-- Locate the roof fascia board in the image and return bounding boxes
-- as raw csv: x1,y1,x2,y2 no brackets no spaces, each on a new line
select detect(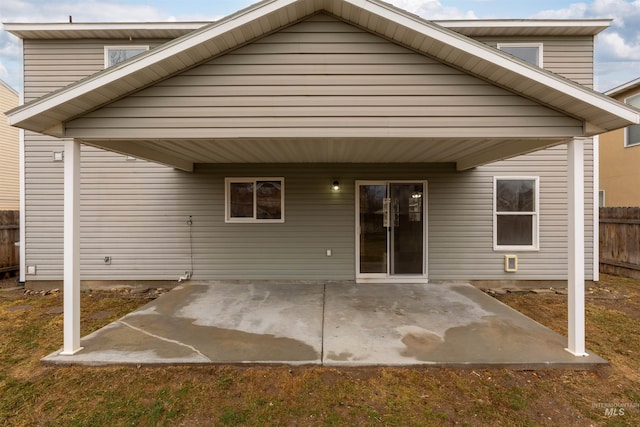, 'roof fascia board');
437,19,611,30
3,18,611,39
605,77,640,96
353,0,639,124
7,0,300,127
3,22,207,35
0,78,19,96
